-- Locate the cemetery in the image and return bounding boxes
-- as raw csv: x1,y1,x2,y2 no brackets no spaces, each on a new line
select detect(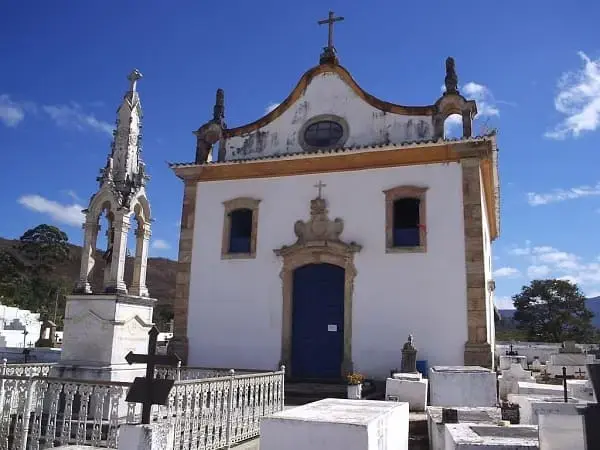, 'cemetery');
2,7,600,450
